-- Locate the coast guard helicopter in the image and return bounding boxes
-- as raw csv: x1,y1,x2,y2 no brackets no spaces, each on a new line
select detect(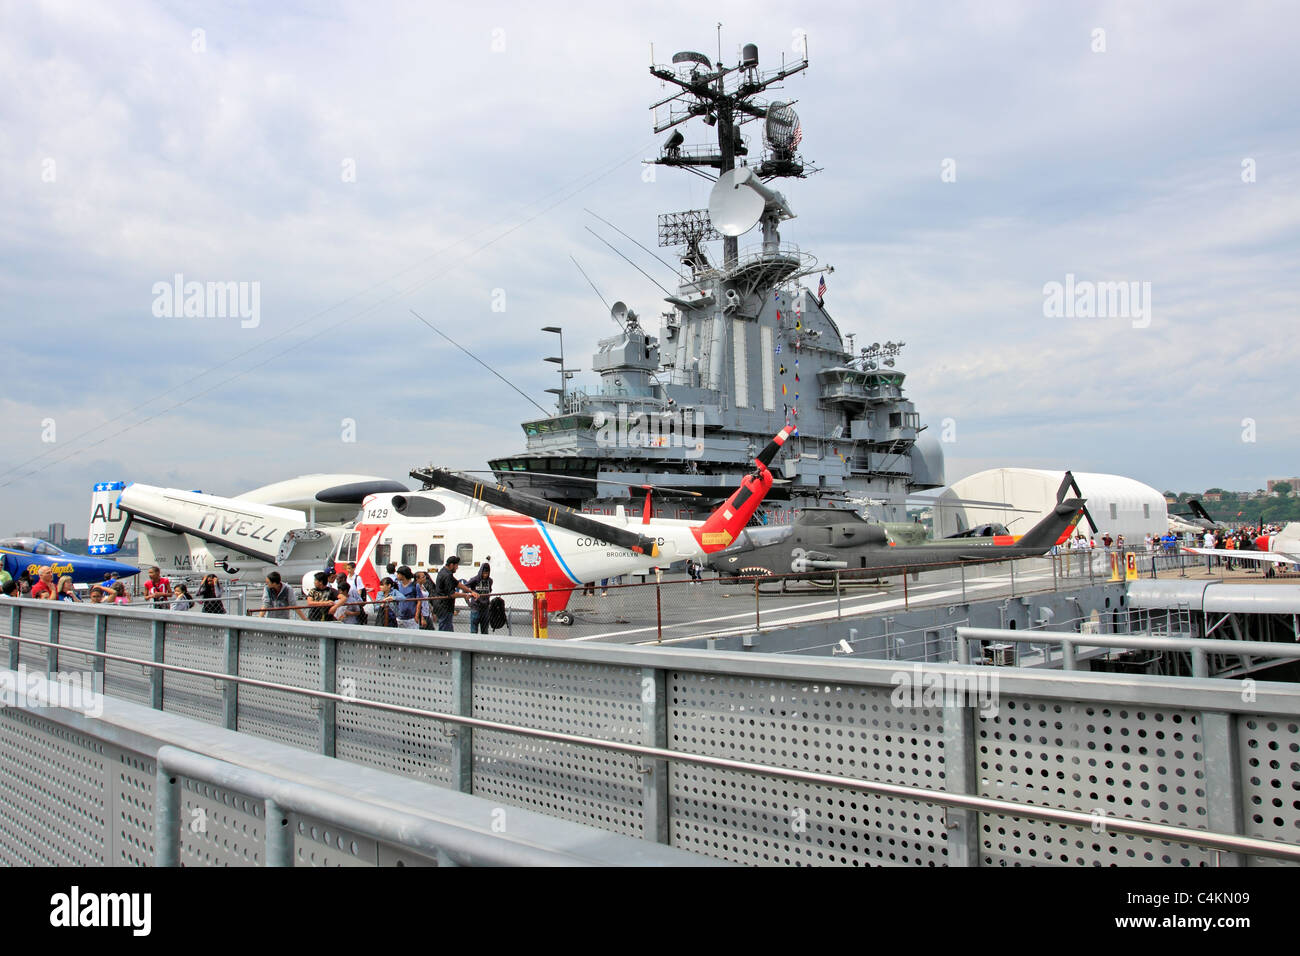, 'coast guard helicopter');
88,429,793,620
